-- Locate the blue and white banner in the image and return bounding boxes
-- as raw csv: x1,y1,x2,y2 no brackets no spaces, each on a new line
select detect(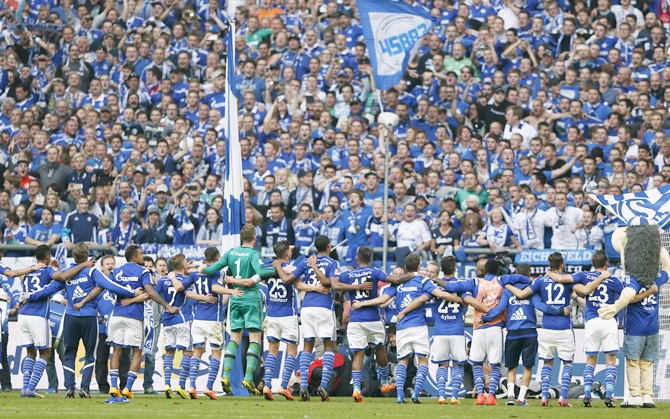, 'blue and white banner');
142,302,155,355
356,0,436,90
590,184,670,230
49,302,66,346
222,19,246,254
515,249,594,266
138,244,220,260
